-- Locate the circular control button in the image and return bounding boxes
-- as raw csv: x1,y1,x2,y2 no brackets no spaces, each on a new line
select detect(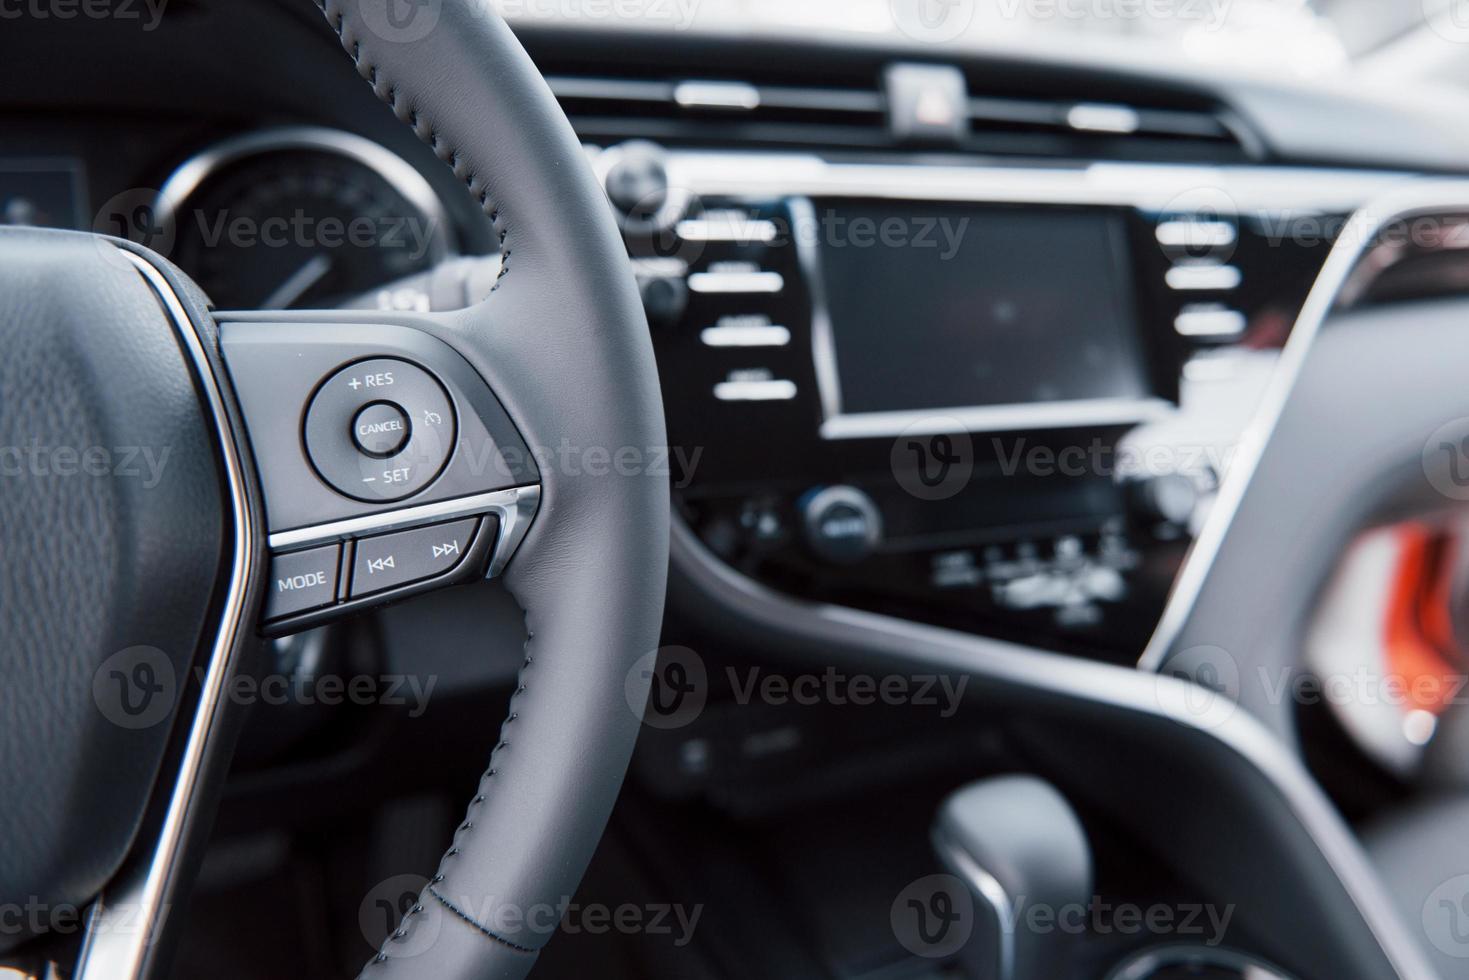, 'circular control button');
304,357,456,503
800,485,883,564
351,401,411,458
